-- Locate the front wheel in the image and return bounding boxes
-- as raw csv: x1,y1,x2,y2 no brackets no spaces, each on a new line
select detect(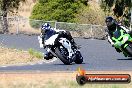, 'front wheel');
74,51,83,64
125,45,132,57
55,47,72,65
